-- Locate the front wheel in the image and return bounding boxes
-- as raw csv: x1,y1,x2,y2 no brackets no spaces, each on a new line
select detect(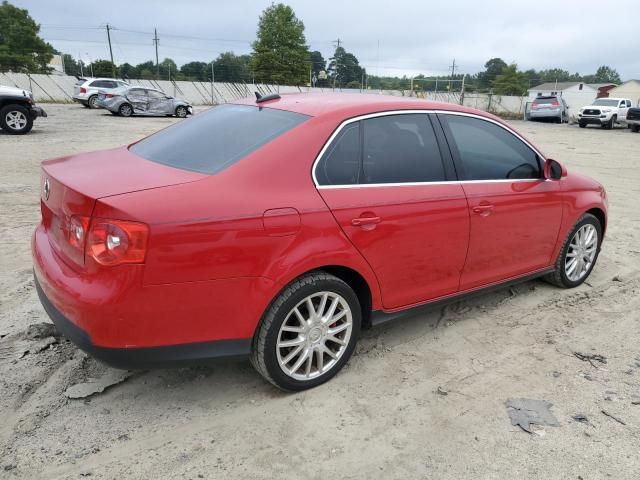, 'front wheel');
545,213,602,288
0,105,33,134
606,115,616,129
251,272,361,391
579,122,586,128
175,105,188,118
631,125,639,133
